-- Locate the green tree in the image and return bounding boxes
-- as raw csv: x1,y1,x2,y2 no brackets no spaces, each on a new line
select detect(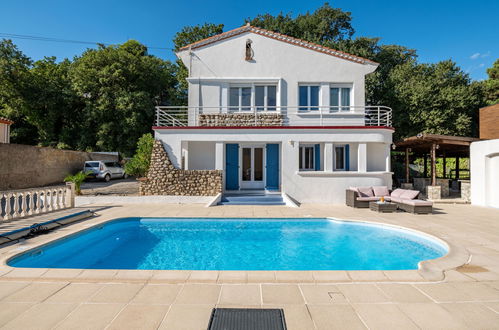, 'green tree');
388,60,483,138
172,23,224,100
124,133,154,177
25,57,84,148
0,39,38,144
70,40,176,155
247,3,354,45
483,59,499,105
